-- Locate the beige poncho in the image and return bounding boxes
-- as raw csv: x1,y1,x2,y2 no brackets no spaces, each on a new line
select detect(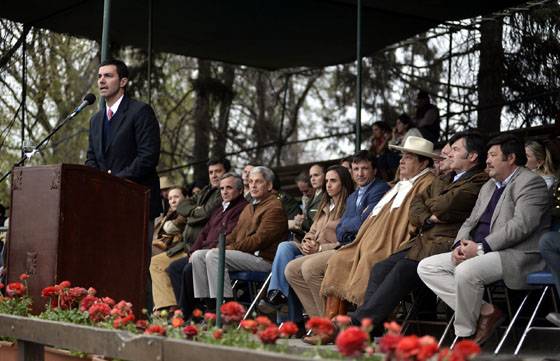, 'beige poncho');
320,170,434,305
